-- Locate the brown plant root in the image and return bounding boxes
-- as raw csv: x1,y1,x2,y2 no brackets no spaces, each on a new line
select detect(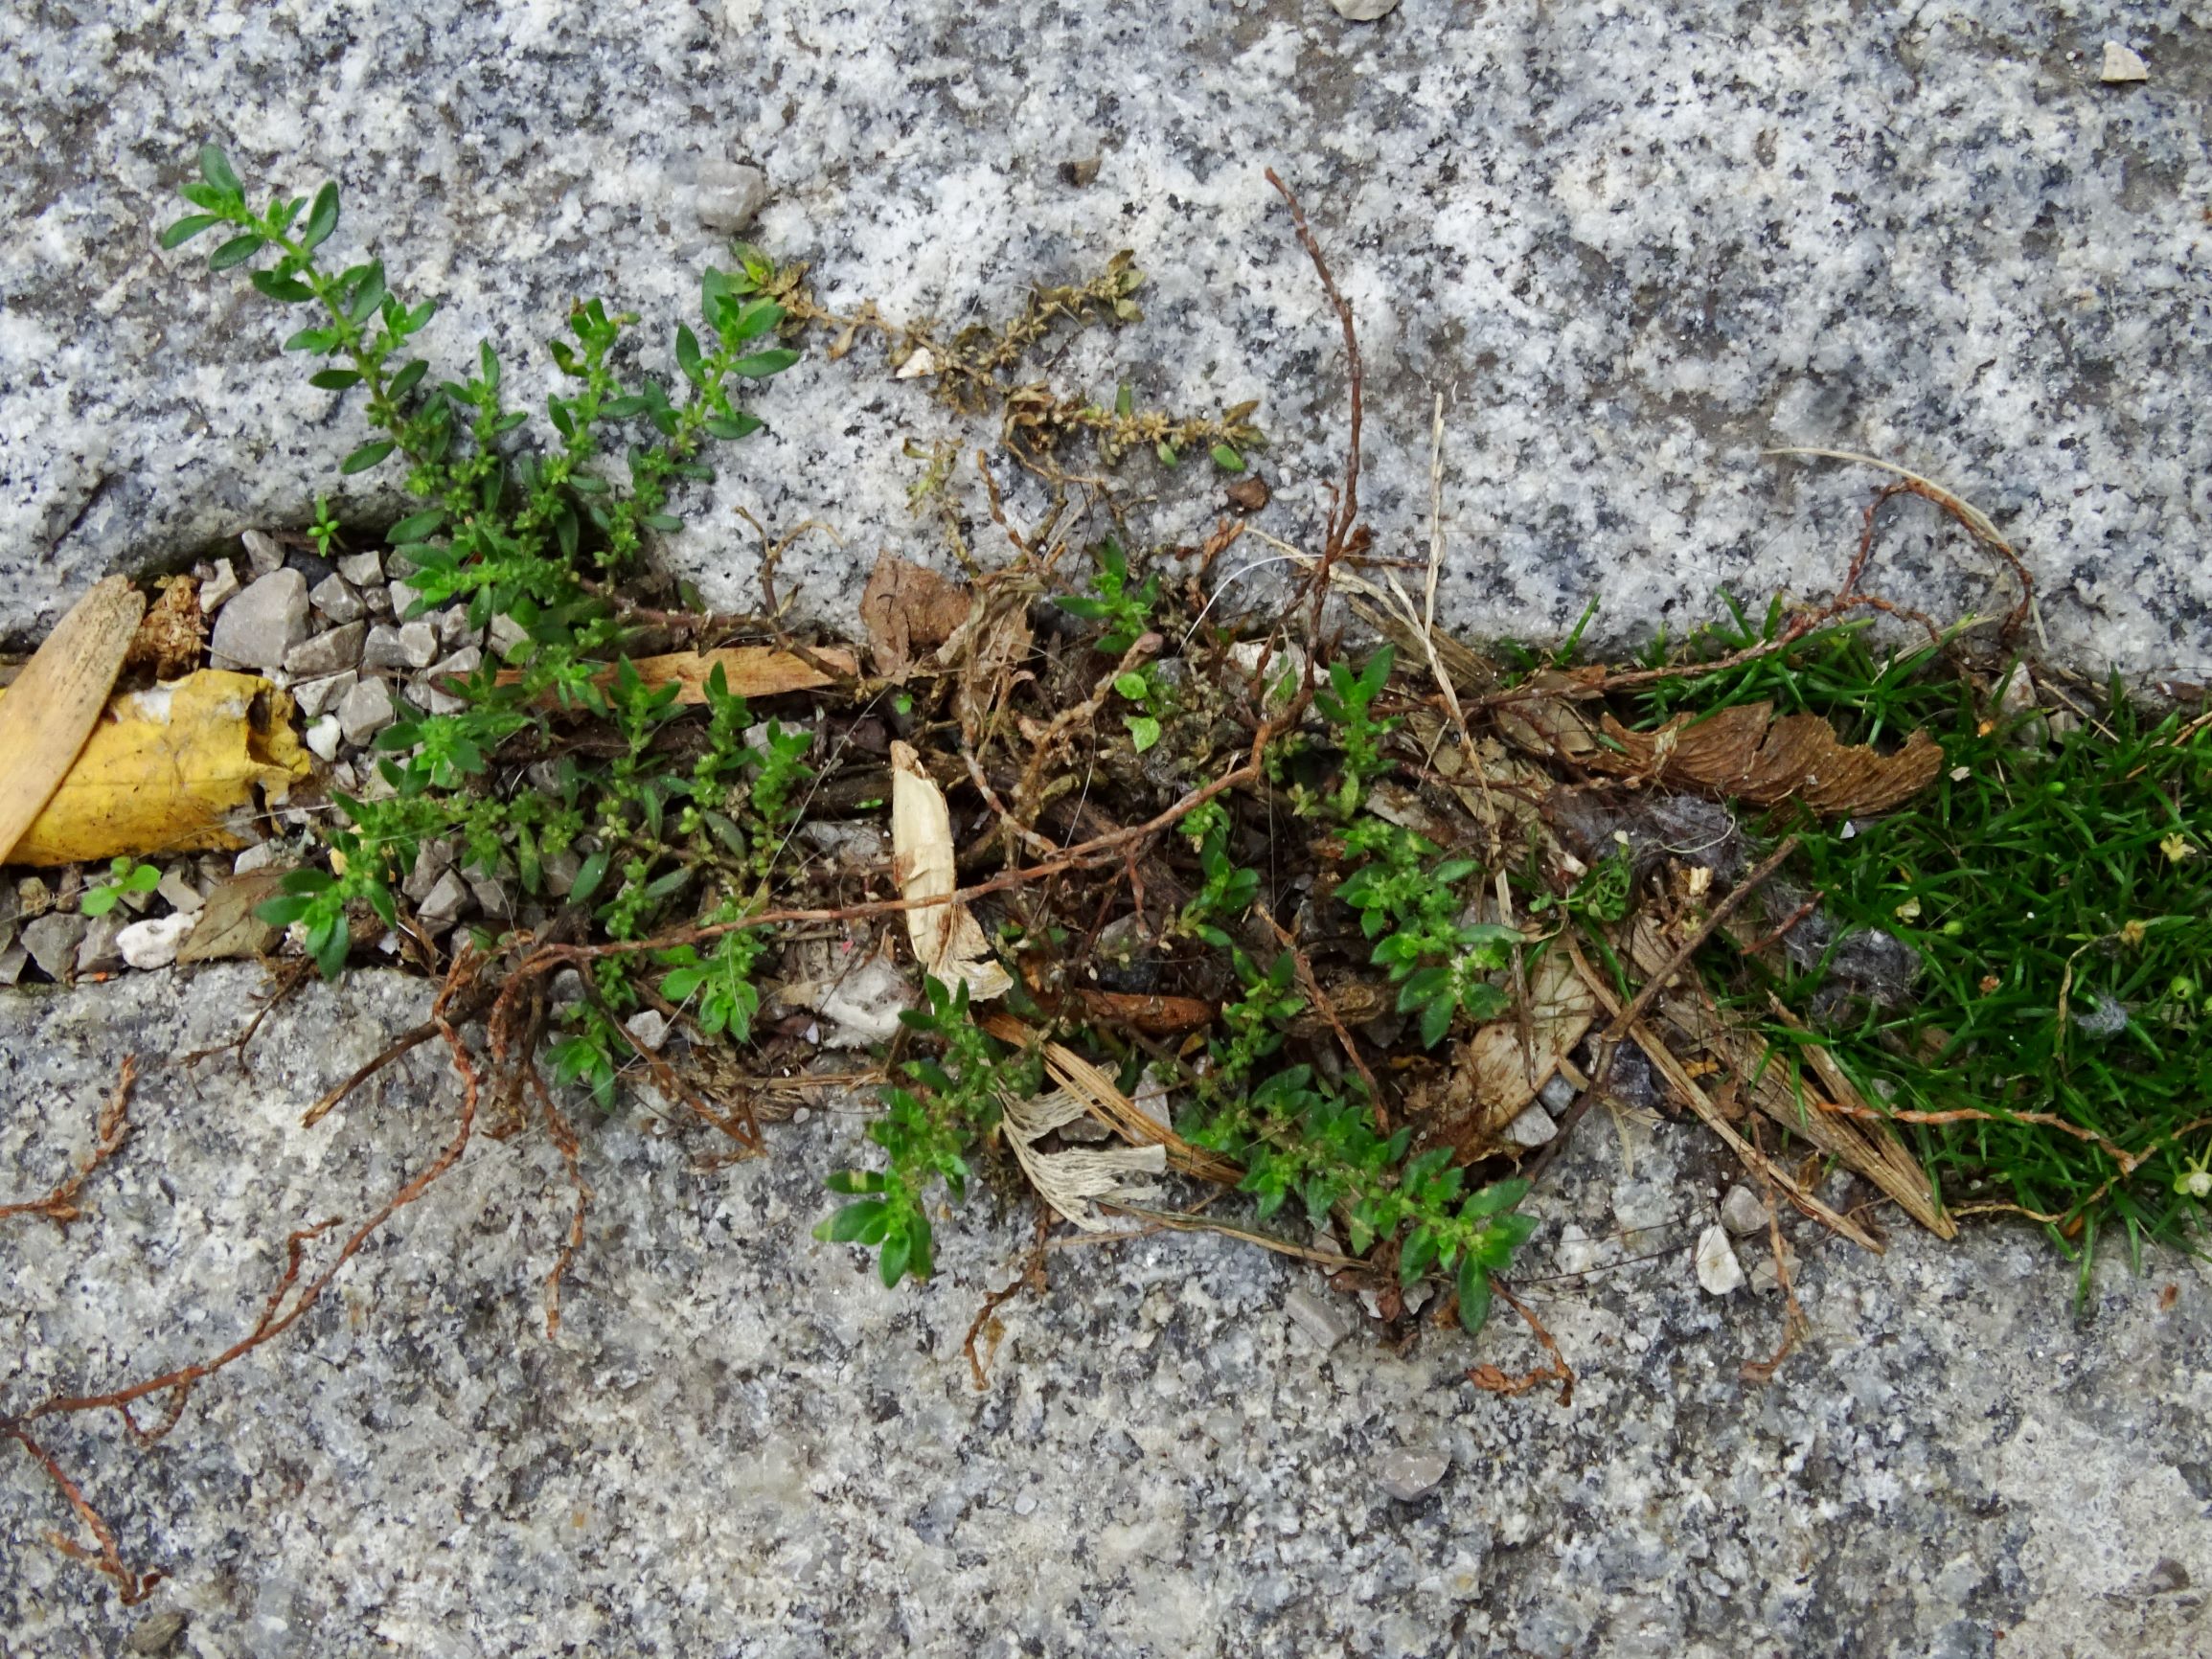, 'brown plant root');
1464,1279,1574,1406
0,1055,136,1230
